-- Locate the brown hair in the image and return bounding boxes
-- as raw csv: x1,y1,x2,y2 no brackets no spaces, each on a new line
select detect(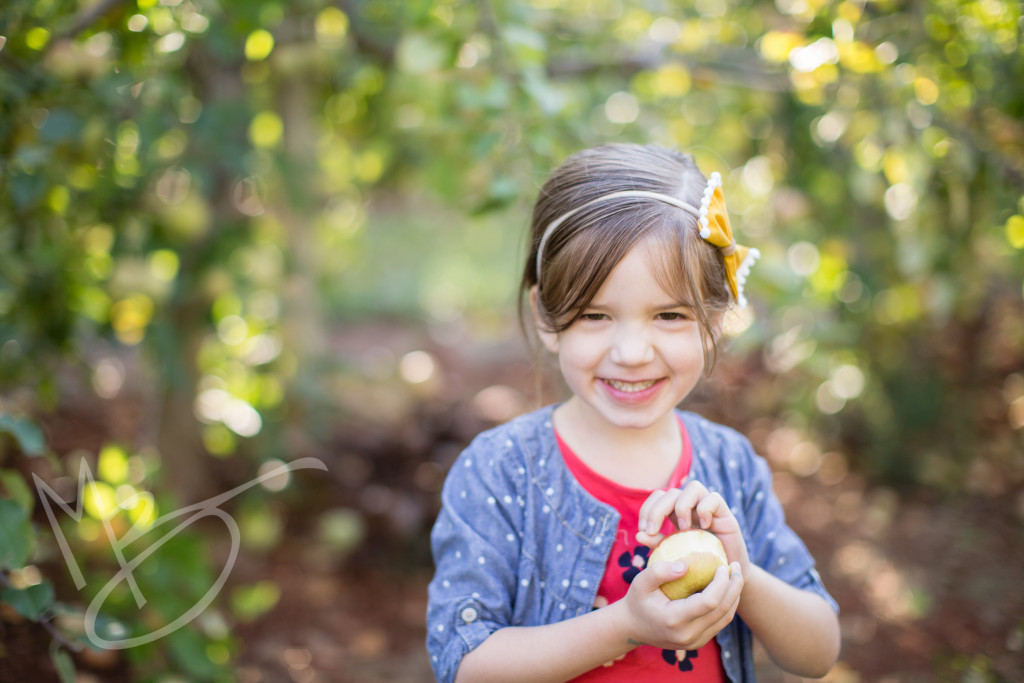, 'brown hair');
519,143,732,371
